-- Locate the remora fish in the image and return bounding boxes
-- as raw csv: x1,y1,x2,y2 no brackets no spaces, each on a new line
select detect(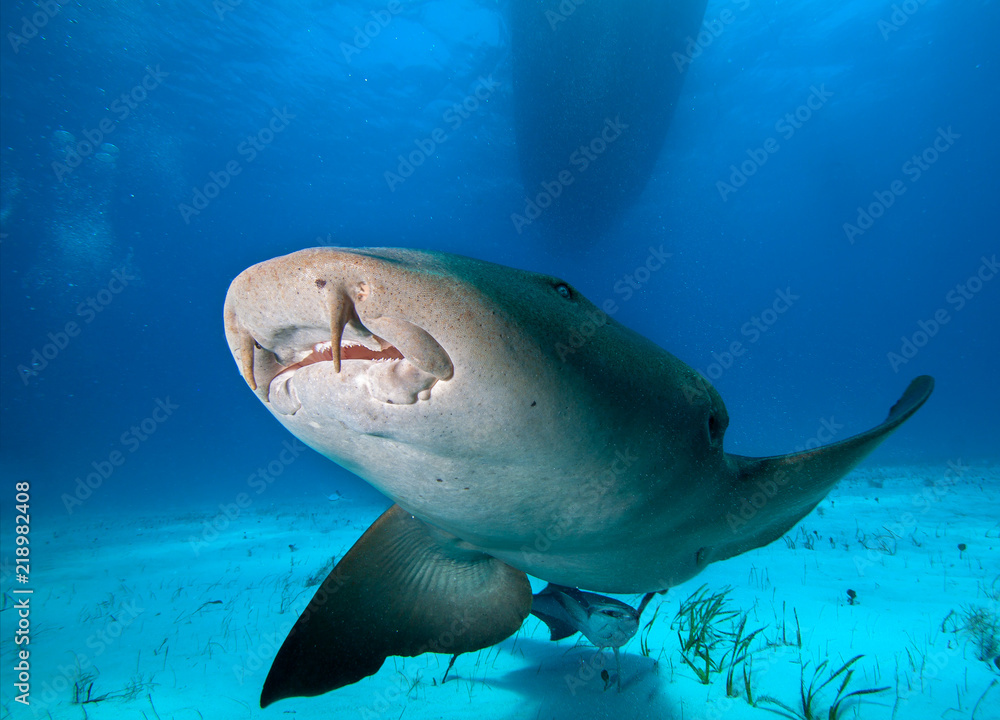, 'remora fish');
531,583,647,690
